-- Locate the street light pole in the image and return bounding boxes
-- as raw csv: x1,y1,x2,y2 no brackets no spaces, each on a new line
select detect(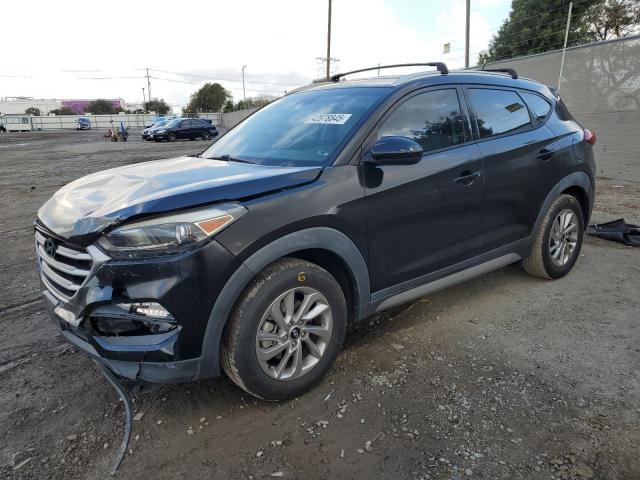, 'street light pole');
242,64,247,102
326,0,332,80
465,0,470,68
